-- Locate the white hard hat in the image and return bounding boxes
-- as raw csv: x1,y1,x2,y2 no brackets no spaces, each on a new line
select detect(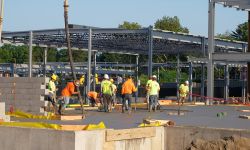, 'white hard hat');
104,74,109,79
185,81,189,85
152,75,157,79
